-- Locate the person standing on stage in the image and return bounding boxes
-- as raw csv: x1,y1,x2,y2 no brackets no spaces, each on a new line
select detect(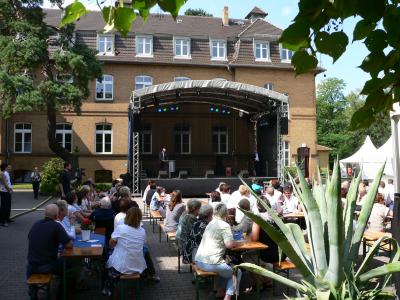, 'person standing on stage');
0,163,13,227
159,147,168,172
31,167,41,200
